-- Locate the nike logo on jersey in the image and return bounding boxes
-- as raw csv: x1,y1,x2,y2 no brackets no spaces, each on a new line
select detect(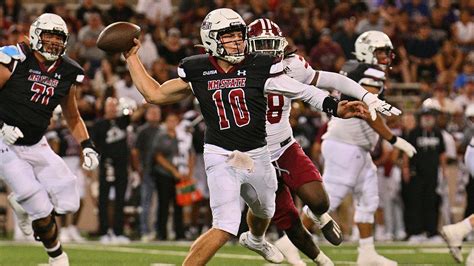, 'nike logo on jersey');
208,78,246,90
